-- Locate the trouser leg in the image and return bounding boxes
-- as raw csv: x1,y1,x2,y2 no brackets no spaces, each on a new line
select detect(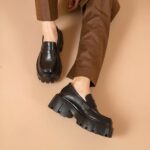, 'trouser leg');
35,0,58,21
66,0,120,87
